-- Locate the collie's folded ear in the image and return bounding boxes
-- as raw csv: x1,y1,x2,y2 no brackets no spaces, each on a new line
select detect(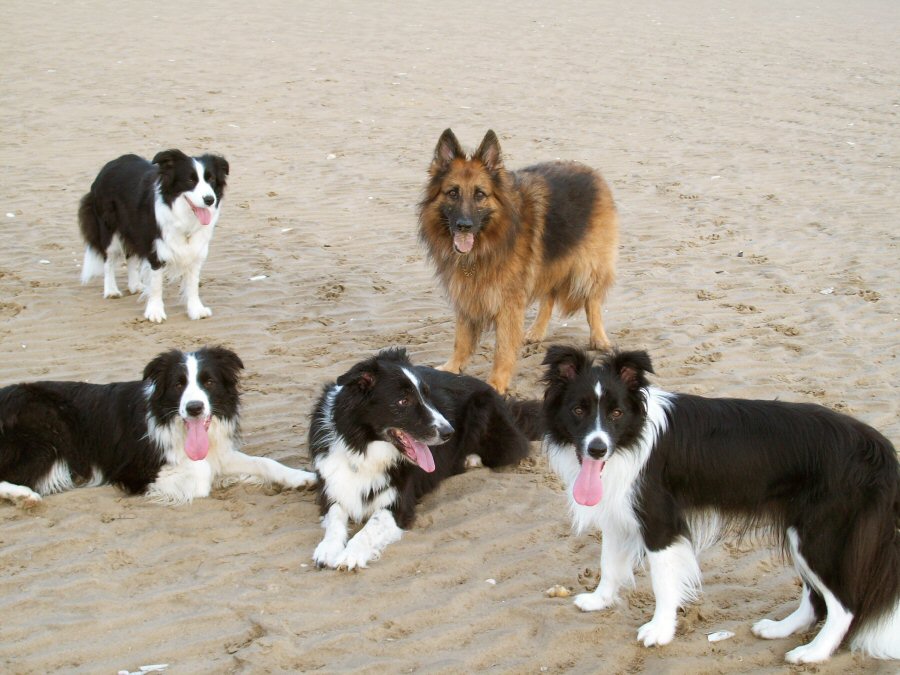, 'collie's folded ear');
142,348,183,388
474,129,503,174
152,148,190,171
541,345,591,384
336,358,378,391
203,346,244,386
431,128,464,172
608,350,654,390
